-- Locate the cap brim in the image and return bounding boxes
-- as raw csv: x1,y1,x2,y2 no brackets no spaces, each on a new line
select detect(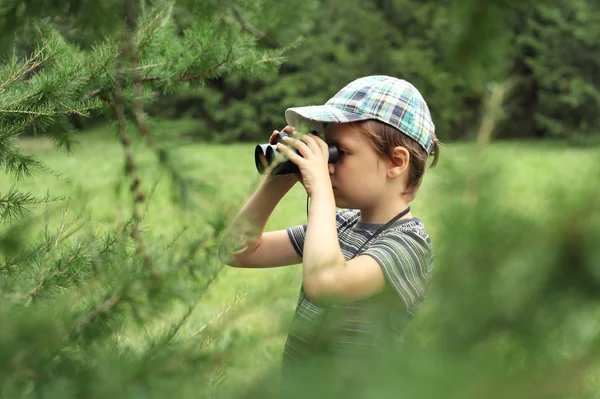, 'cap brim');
285,105,370,135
